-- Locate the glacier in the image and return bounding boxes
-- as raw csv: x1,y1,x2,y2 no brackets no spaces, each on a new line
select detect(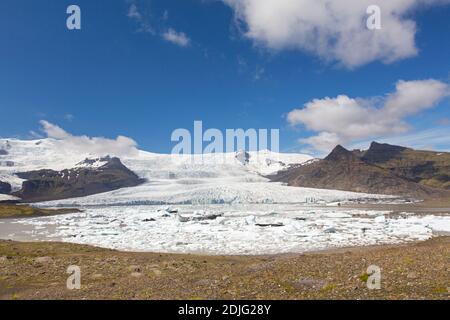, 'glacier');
0,138,394,205
1,138,449,255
